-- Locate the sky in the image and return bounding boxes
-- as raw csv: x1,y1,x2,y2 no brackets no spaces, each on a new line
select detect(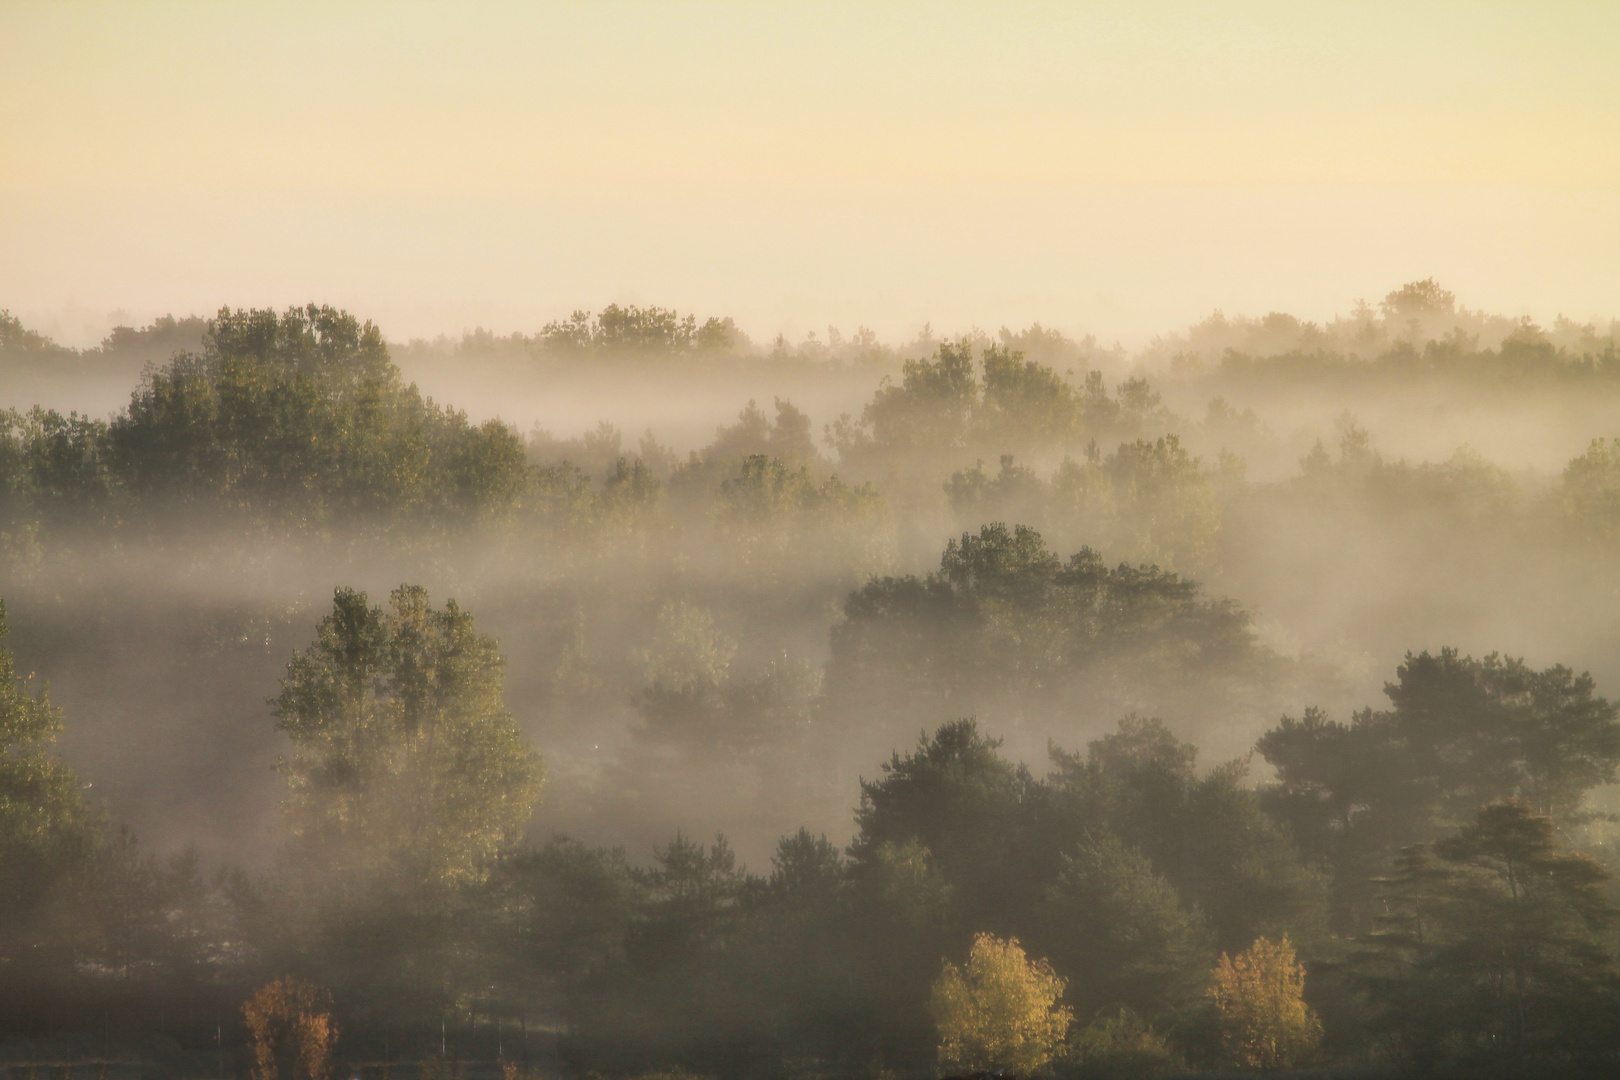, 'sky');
3,0,1618,347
